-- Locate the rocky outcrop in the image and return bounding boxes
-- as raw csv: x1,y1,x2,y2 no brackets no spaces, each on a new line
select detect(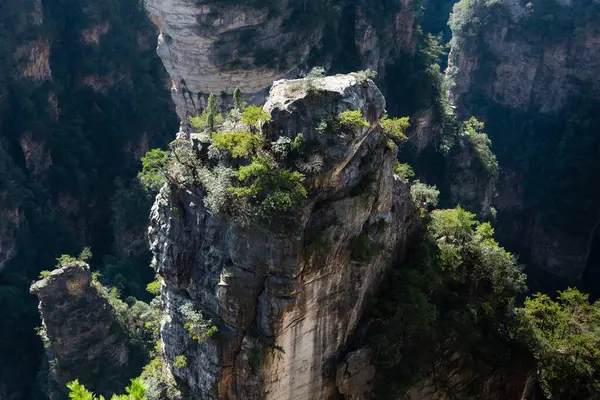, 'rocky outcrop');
447,0,600,280
149,74,419,399
30,262,134,399
0,0,176,395
144,0,415,129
